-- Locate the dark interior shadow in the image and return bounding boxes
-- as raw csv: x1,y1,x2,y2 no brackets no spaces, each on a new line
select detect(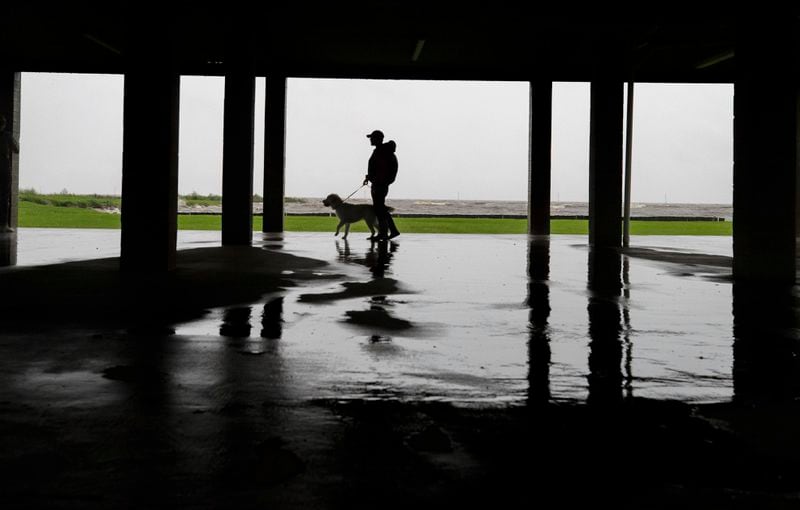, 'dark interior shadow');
623,246,731,268
100,326,174,505
0,246,327,331
624,246,732,281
